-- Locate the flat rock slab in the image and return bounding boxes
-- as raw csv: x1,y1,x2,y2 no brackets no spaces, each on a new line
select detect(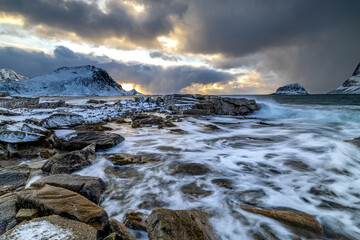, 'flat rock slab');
61,131,125,150
42,143,95,174
16,208,39,222
0,215,98,240
18,184,108,231
32,174,106,204
0,165,30,195
240,204,323,234
40,112,84,129
146,208,220,240
108,153,162,166
0,193,18,235
0,131,44,144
